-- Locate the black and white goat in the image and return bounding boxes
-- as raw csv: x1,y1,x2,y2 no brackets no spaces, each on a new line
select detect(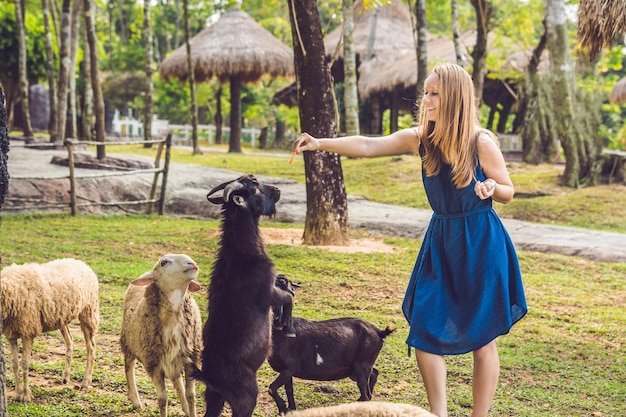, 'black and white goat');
268,276,395,414
194,174,295,417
